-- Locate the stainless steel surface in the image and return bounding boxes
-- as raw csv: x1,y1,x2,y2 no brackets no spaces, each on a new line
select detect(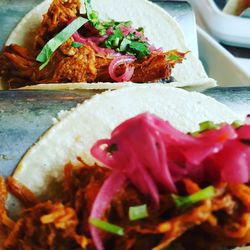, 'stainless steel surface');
203,87,250,118
1,87,250,178
0,90,102,177
0,0,42,50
